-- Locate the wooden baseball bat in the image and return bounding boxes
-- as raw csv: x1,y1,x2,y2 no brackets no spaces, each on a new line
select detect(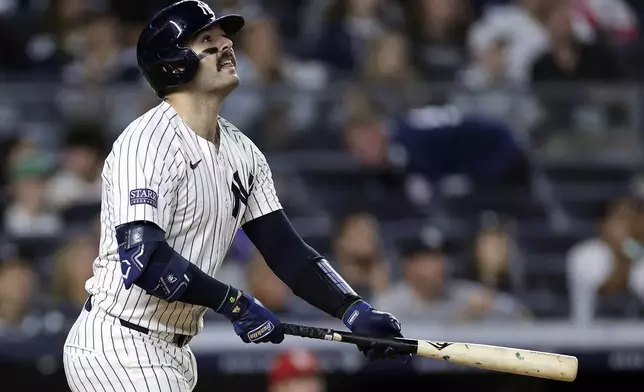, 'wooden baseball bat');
282,323,578,382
